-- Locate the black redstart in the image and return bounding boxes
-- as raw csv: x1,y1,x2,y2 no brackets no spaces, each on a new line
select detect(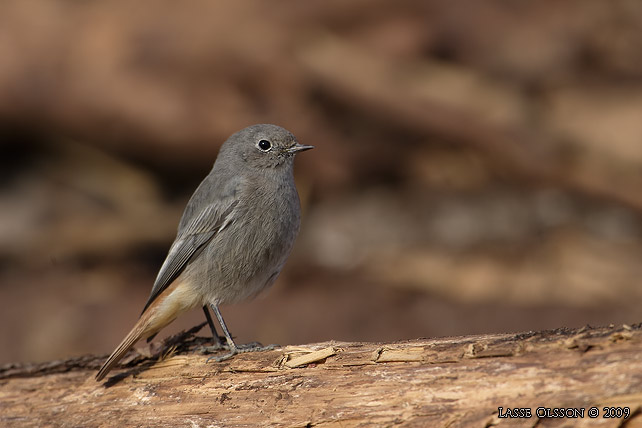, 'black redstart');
96,124,312,381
